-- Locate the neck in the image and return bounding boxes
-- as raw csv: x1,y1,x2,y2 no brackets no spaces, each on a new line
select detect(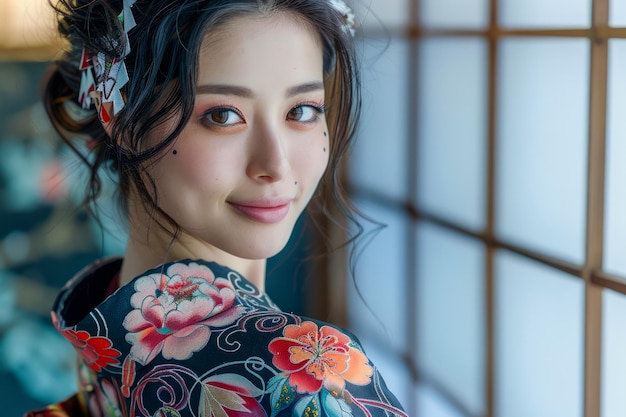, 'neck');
119,221,267,291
